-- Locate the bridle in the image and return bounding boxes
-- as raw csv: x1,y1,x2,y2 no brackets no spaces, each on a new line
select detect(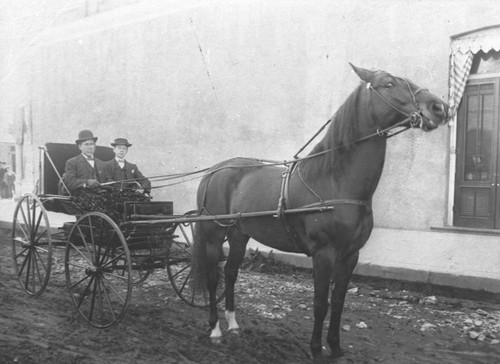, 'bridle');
364,77,428,140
